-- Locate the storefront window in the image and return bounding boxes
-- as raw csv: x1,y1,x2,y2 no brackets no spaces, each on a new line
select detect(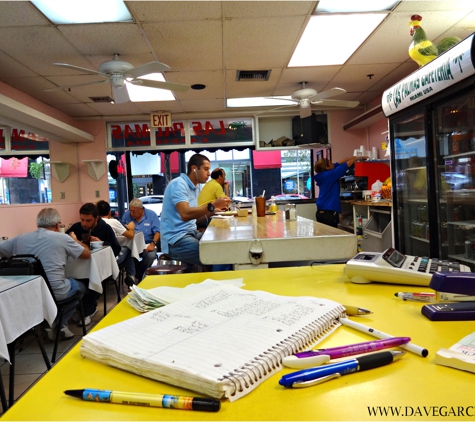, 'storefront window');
0,126,50,205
